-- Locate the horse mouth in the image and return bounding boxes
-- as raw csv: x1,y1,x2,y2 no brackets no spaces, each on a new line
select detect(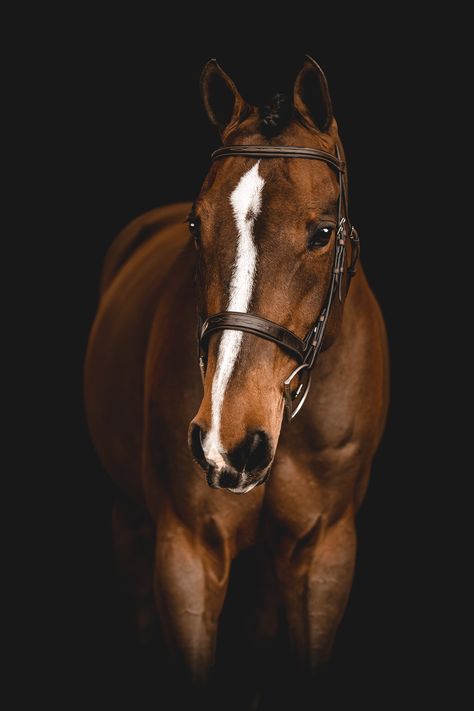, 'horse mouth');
224,481,259,495
206,466,271,494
